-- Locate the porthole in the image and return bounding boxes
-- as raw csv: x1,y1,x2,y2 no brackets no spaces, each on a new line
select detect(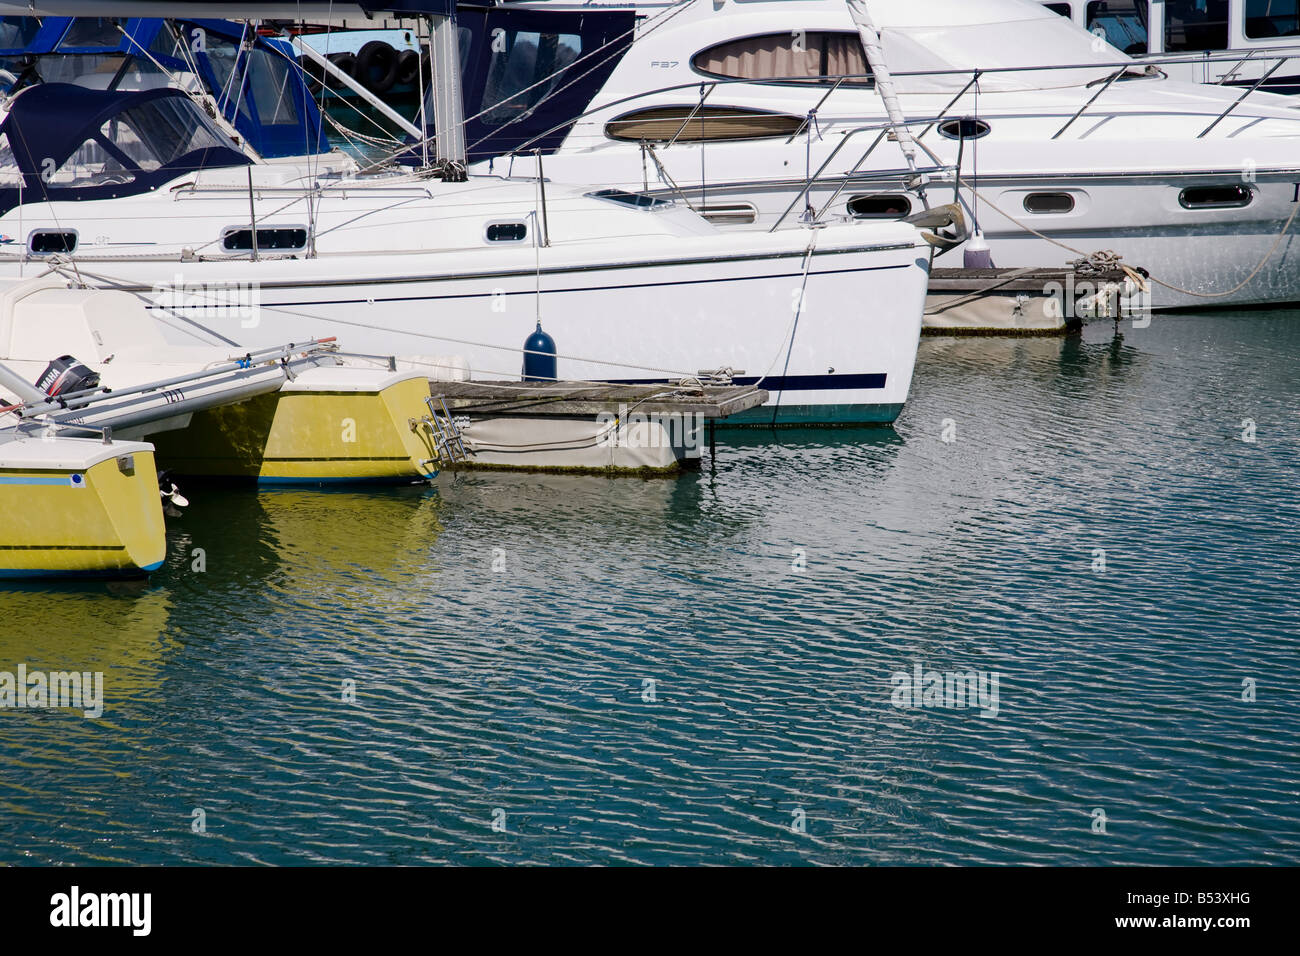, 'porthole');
847,194,912,219
936,117,991,140
486,222,528,242
1179,185,1252,209
1023,193,1076,214
28,230,78,255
